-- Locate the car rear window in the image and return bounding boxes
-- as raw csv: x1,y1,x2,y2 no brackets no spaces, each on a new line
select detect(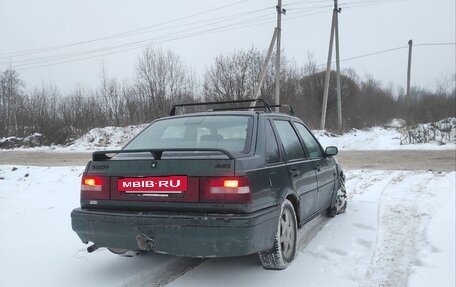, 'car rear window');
124,115,253,154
